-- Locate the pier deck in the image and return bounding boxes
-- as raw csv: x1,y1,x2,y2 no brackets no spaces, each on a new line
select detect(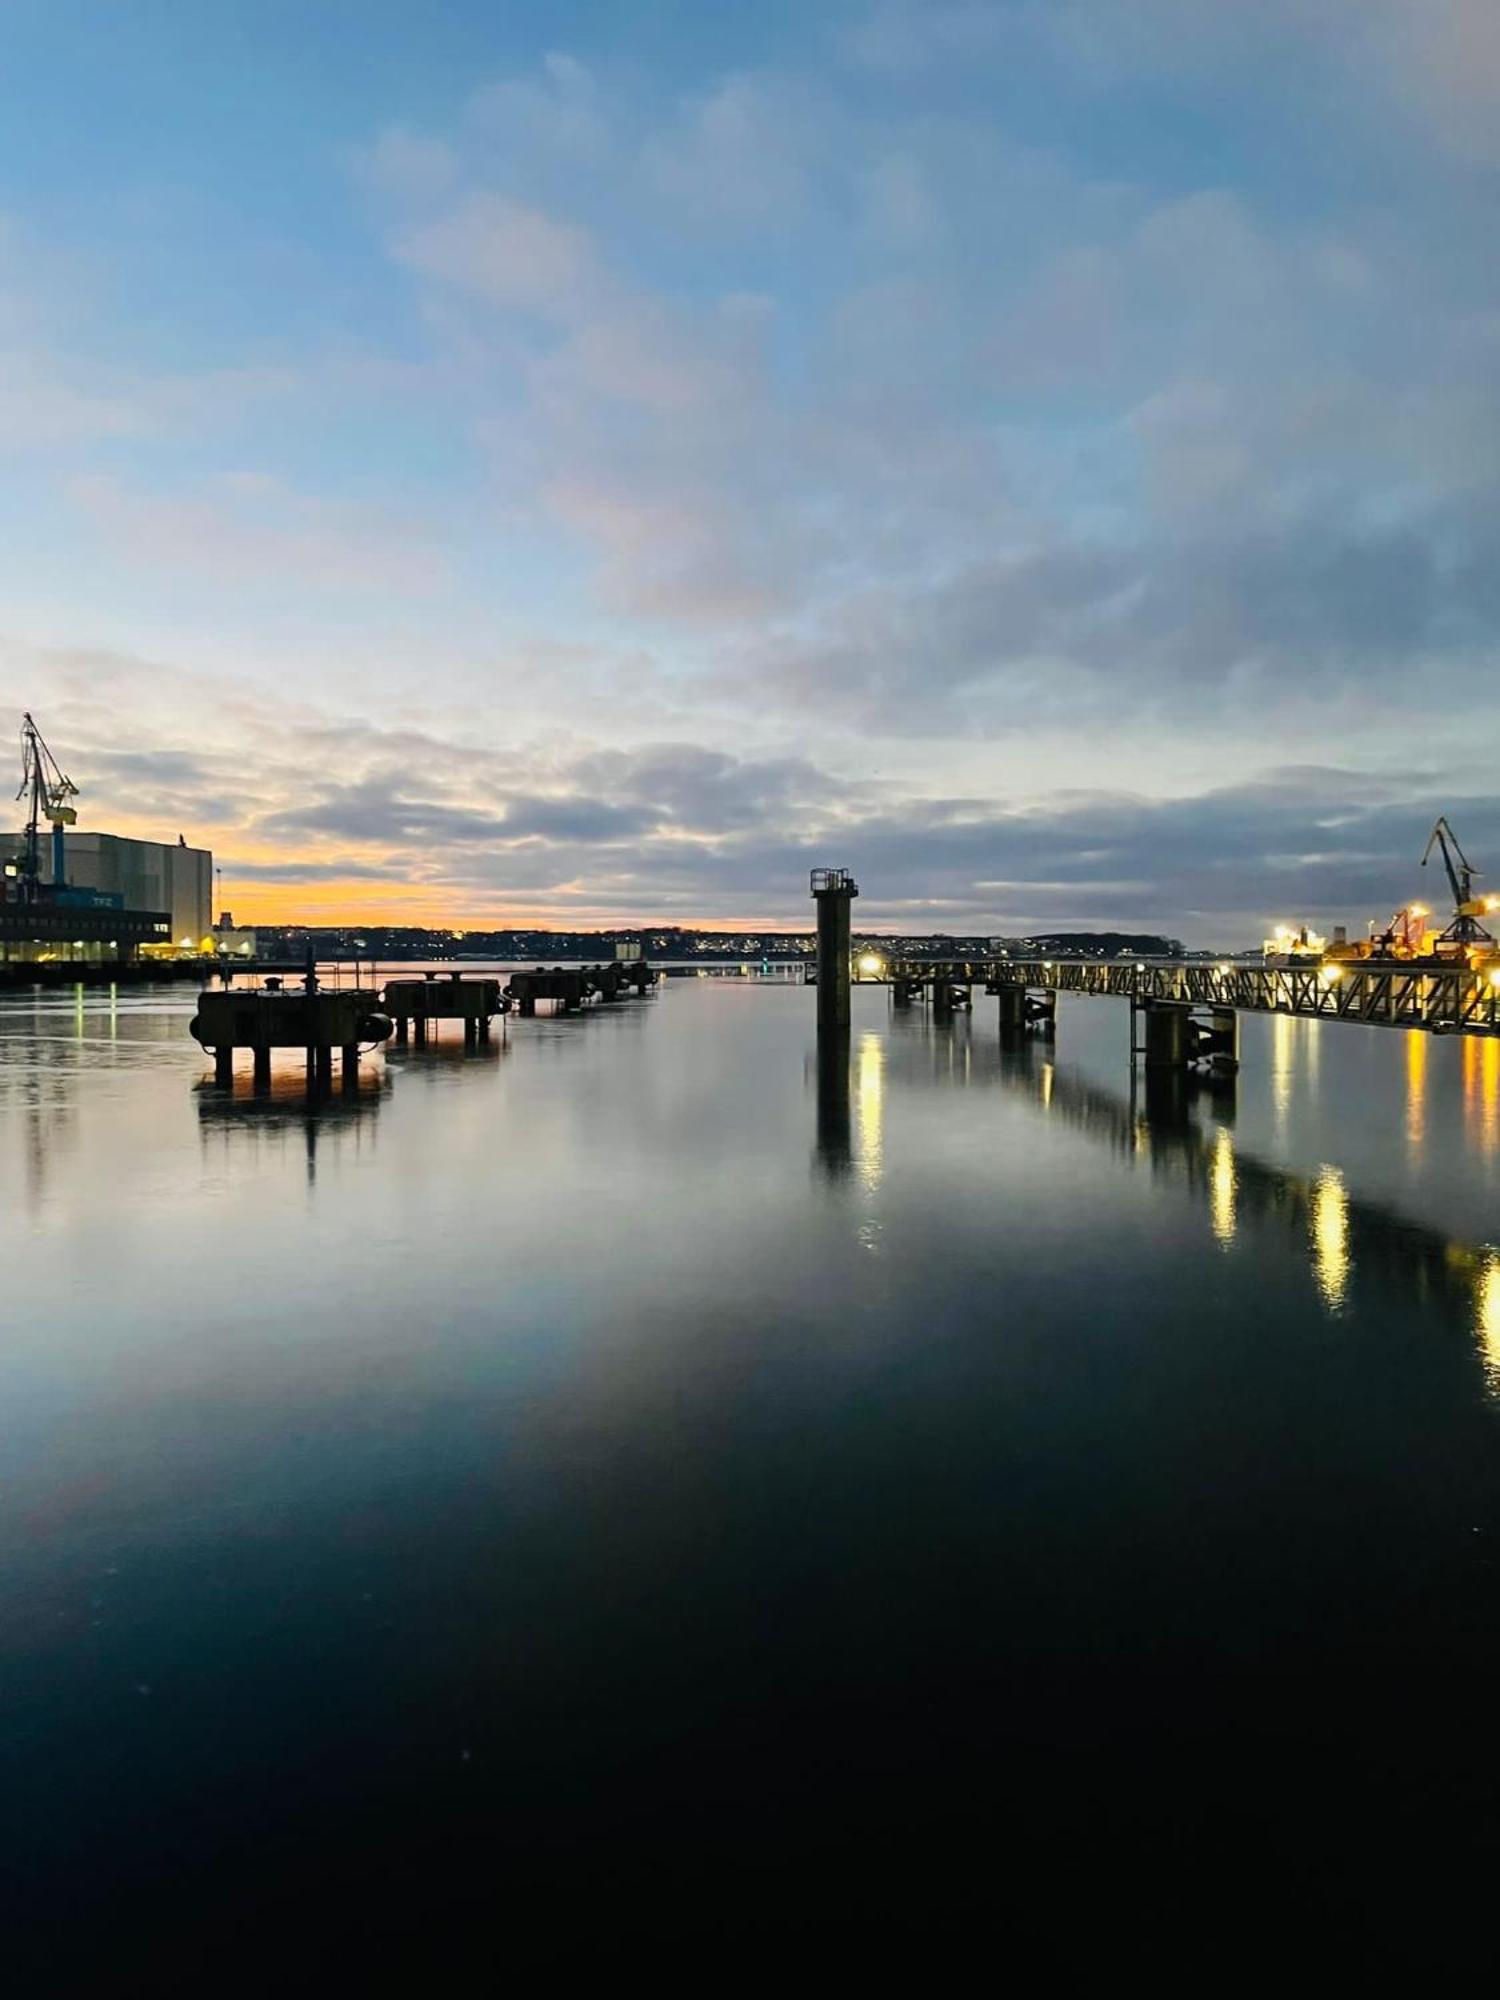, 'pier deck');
879,954,1500,1038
